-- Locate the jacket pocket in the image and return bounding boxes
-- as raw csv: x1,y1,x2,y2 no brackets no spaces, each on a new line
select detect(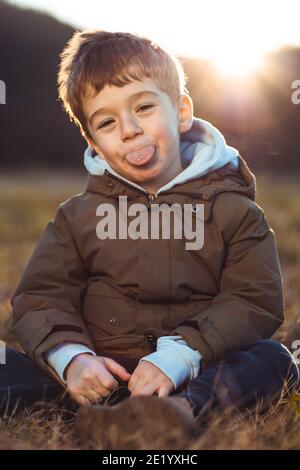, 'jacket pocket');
82,293,137,338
